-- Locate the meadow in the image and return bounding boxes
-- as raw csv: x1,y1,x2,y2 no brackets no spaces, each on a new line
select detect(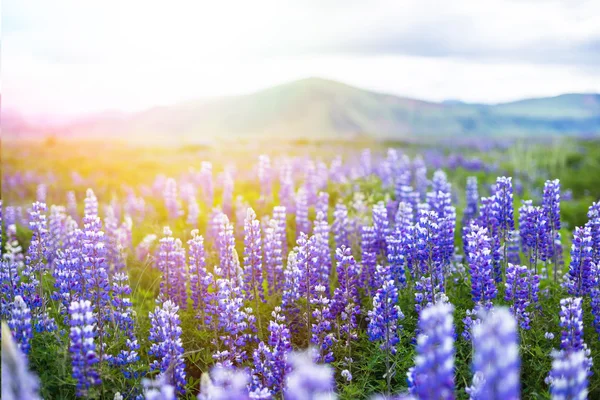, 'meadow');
2,136,600,399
